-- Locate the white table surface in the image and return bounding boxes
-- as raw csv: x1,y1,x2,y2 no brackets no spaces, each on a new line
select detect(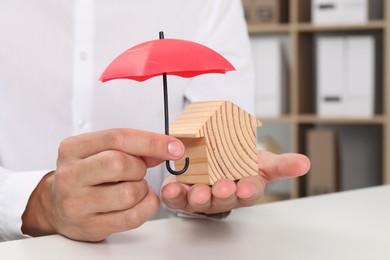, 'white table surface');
1,185,390,260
